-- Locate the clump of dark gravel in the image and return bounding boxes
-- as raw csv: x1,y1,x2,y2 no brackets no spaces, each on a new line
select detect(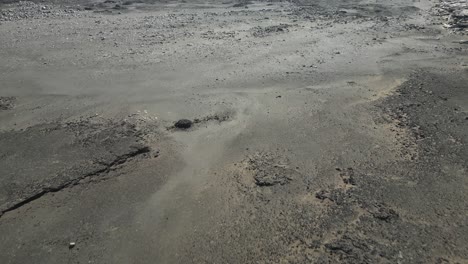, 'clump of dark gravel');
246,152,293,186
0,97,16,110
251,24,291,37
